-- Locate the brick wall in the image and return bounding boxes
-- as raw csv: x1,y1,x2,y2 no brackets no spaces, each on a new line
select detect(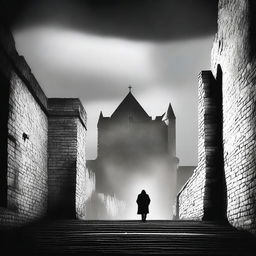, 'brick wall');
48,99,87,219
178,0,256,235
75,120,92,220
0,25,48,227
176,166,195,194
0,25,88,226
7,72,48,223
177,72,208,220
76,167,95,220
179,70,227,220
211,0,256,233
